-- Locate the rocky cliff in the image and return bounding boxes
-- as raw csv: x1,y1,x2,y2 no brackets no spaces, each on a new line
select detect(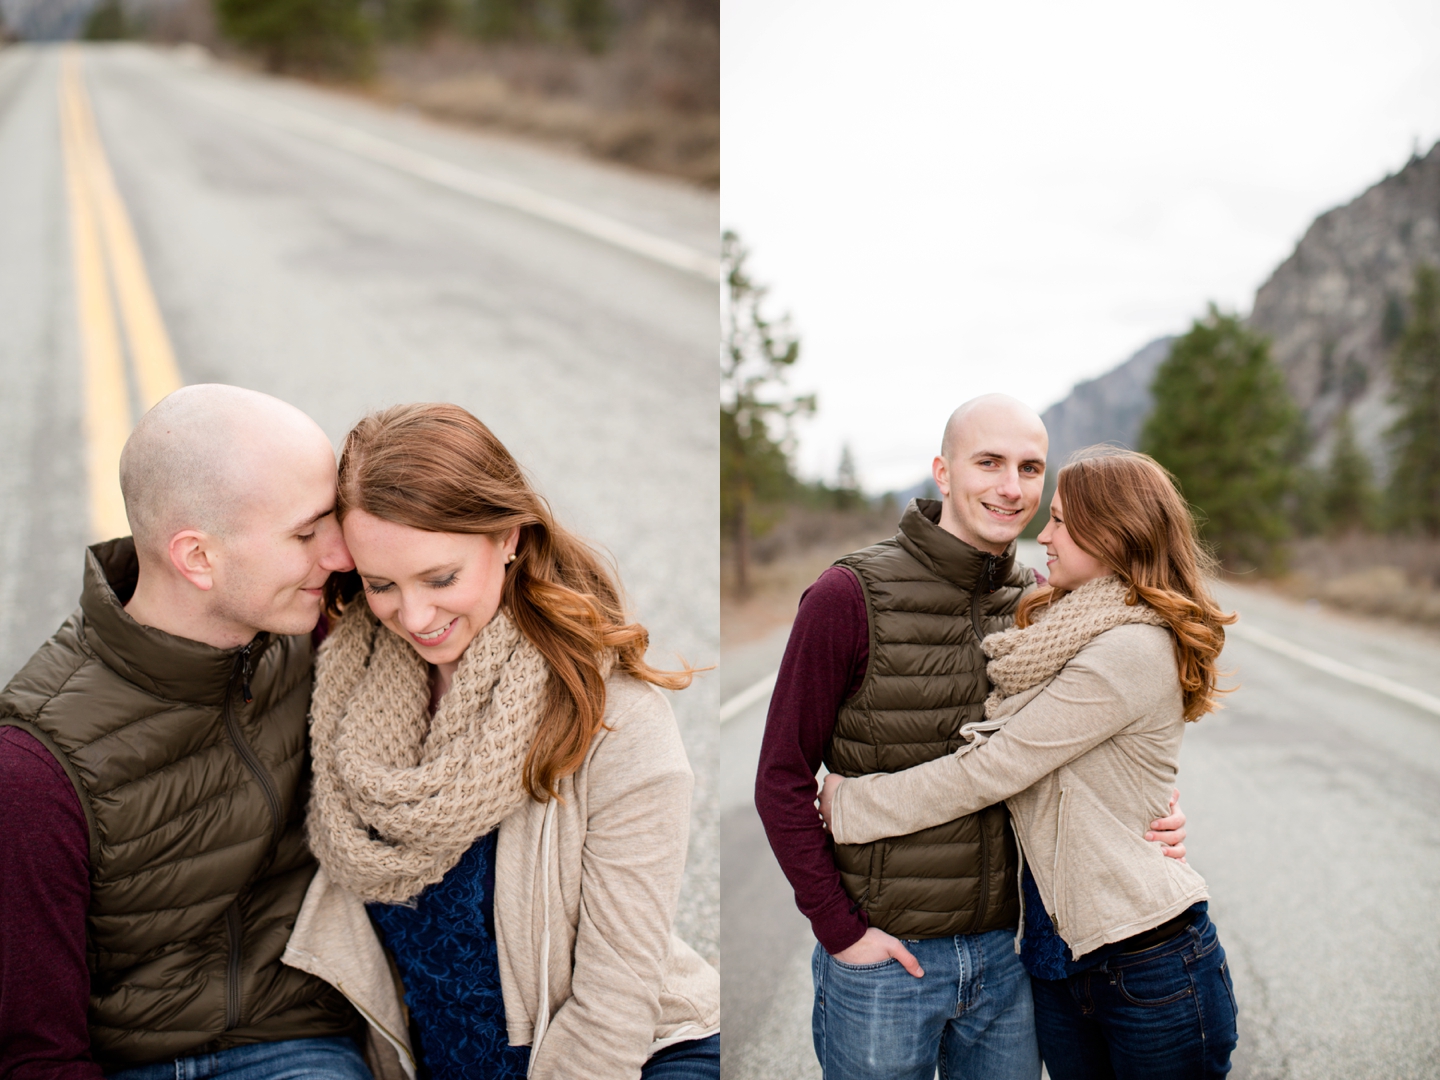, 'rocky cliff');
1038,141,1440,476
1249,142,1440,470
